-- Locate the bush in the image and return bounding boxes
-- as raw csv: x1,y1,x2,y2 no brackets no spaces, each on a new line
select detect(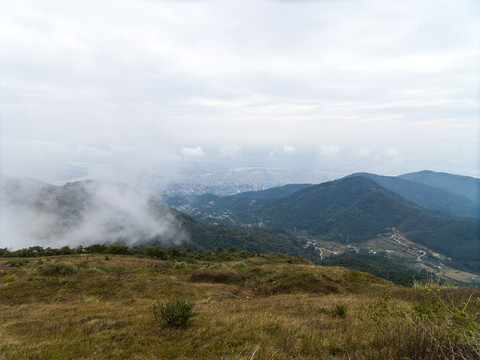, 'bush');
232,261,247,269
334,304,347,318
208,263,228,270
252,270,340,296
2,275,16,283
86,267,104,274
190,269,248,284
41,261,78,276
7,260,28,267
173,261,188,270
153,298,196,328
